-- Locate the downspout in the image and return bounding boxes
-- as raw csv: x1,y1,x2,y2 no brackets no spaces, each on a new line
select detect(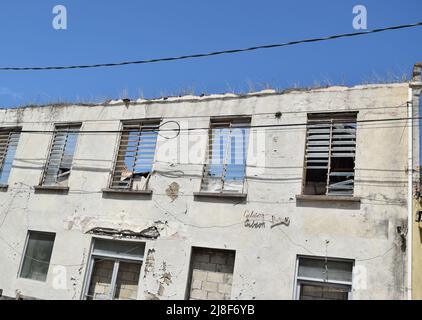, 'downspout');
407,85,413,300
